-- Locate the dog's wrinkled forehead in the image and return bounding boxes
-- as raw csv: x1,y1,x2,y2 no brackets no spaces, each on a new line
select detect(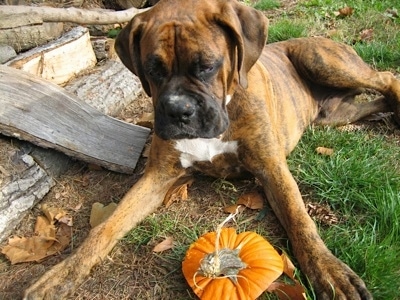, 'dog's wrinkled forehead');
139,19,225,71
